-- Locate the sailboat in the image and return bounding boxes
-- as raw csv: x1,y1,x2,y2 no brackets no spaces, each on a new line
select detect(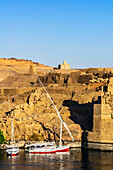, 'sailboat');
25,71,74,154
6,98,19,156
